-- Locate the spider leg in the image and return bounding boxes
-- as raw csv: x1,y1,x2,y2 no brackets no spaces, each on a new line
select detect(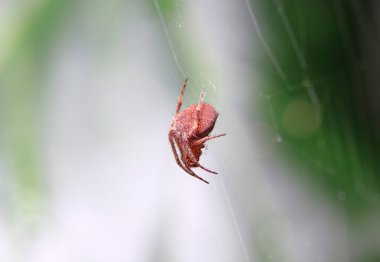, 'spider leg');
176,139,210,183
192,133,226,146
183,143,218,175
189,91,205,138
195,162,218,174
169,133,192,175
191,134,226,174
176,78,188,114
184,163,210,184
169,133,209,184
